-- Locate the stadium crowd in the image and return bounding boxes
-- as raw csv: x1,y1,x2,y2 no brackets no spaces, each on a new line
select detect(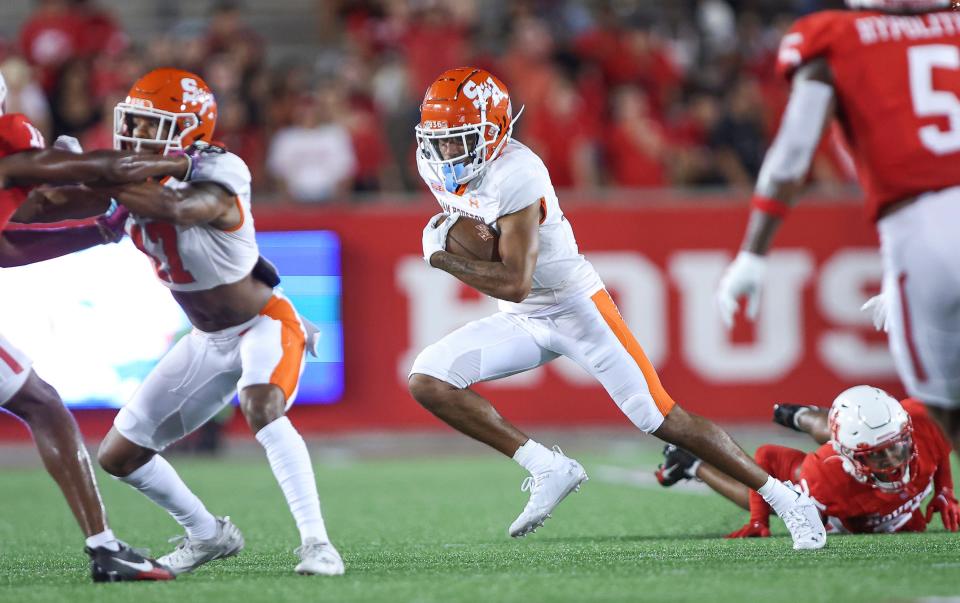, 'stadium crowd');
0,0,856,201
